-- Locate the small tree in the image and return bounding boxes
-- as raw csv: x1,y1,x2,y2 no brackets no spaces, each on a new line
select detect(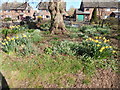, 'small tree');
67,6,75,17
90,7,97,24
